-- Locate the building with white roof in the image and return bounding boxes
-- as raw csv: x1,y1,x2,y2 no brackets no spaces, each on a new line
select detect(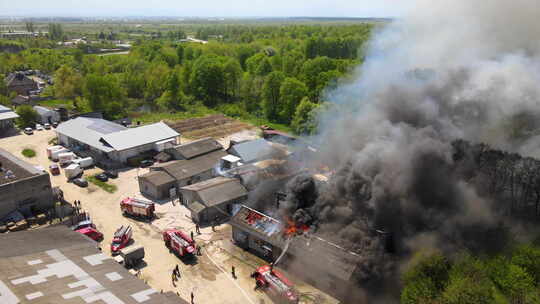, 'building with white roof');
0,105,19,132
55,117,179,166
33,106,60,124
